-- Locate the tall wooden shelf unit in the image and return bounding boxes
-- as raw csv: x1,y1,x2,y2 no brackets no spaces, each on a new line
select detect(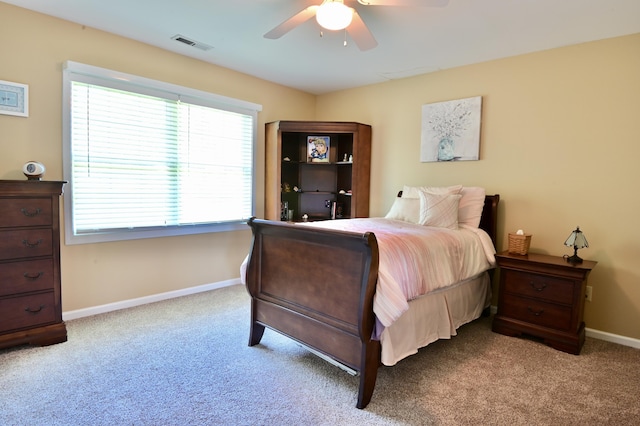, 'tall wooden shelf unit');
265,121,371,222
